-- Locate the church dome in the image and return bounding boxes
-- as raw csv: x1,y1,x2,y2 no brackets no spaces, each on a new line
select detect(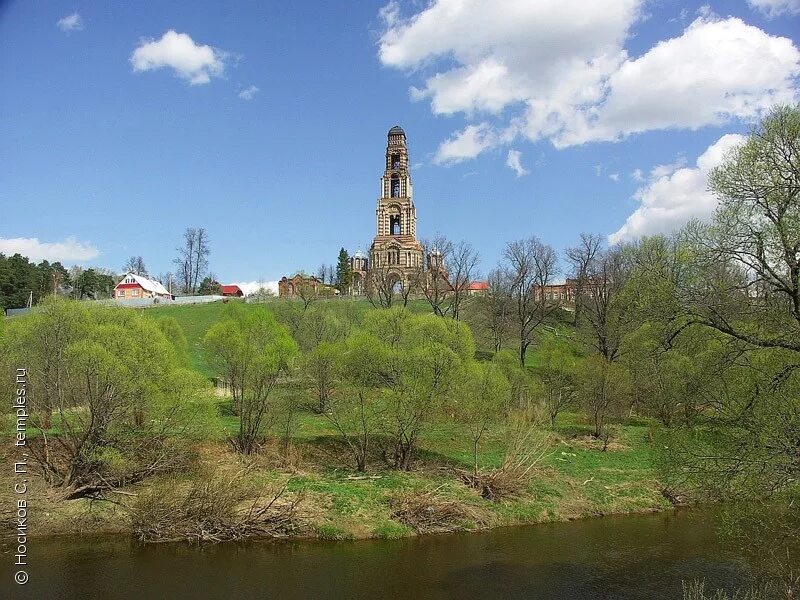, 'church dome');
353,249,366,259
388,125,405,137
